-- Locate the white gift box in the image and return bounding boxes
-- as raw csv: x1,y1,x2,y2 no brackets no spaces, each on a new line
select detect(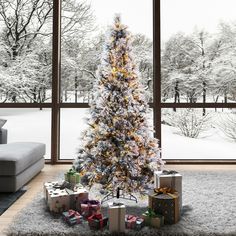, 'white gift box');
154,171,182,211
108,202,126,233
43,181,88,213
